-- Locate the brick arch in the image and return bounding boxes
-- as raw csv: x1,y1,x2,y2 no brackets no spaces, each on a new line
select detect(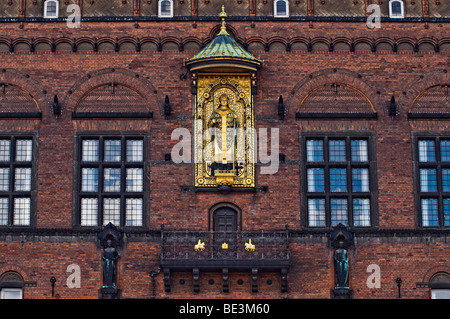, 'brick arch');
331,37,351,46
0,68,48,113
117,36,137,47
418,37,438,47
286,68,379,116
399,69,450,113
11,37,32,47
62,68,164,116
160,36,180,47
97,37,115,46
290,36,308,46
181,36,202,47
0,266,29,282
208,202,242,231
310,36,329,46
422,266,450,283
